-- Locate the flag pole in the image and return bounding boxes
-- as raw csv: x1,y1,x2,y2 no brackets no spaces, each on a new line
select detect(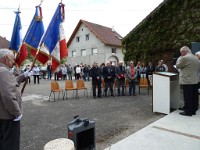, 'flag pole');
21,2,45,95
21,43,43,95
